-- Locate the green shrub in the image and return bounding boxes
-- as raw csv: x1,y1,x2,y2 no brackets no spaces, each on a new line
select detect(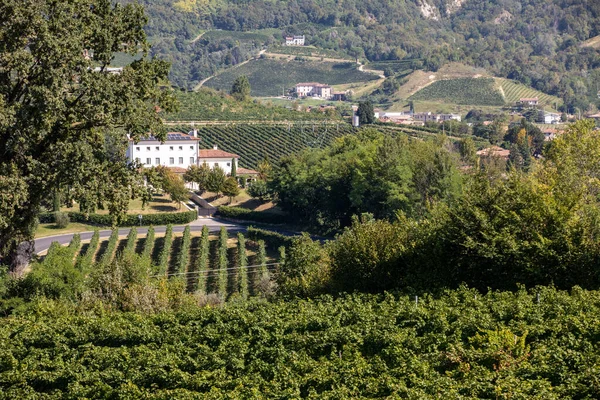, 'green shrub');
76,229,100,271
124,227,137,256
53,212,70,228
176,226,191,275
237,233,248,299
100,229,119,265
157,225,173,275
142,226,155,259
218,227,228,298
247,226,294,249
195,225,210,294
217,206,287,224
39,210,197,227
